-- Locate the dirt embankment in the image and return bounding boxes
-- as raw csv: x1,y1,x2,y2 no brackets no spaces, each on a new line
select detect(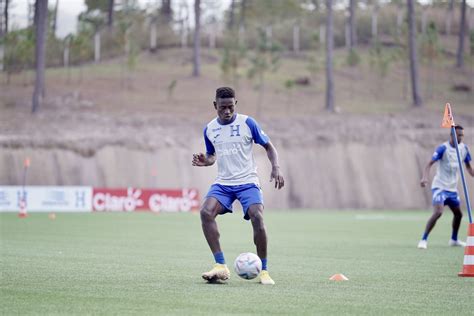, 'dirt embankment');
1,97,473,210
